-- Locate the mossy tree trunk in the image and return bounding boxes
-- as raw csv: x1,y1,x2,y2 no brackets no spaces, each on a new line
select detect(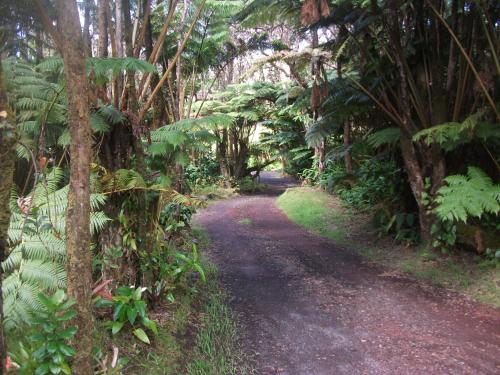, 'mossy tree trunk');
54,1,94,372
